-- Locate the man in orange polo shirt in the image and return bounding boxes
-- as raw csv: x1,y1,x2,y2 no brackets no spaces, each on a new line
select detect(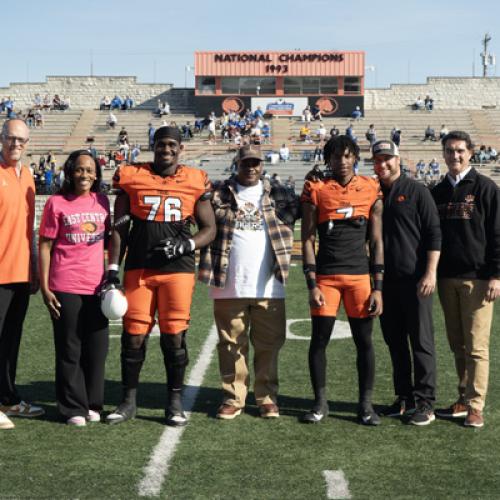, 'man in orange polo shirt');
0,119,44,430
